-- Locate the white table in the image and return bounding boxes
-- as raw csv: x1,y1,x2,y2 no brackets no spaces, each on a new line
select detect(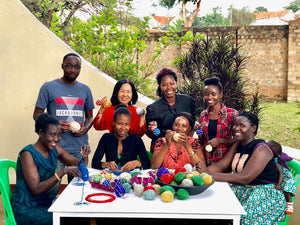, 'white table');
49,170,246,225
